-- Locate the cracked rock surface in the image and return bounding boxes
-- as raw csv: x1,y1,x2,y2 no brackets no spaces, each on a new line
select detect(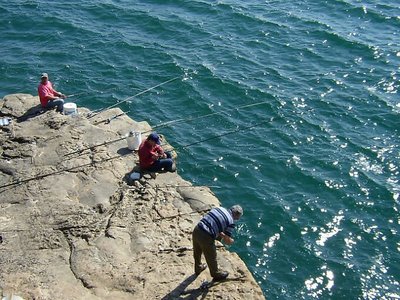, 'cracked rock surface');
0,94,265,300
